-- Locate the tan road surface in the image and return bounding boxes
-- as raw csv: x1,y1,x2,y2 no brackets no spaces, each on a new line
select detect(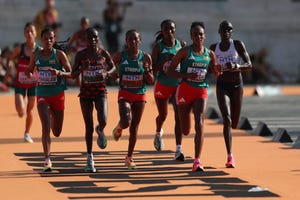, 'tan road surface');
1,86,300,200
